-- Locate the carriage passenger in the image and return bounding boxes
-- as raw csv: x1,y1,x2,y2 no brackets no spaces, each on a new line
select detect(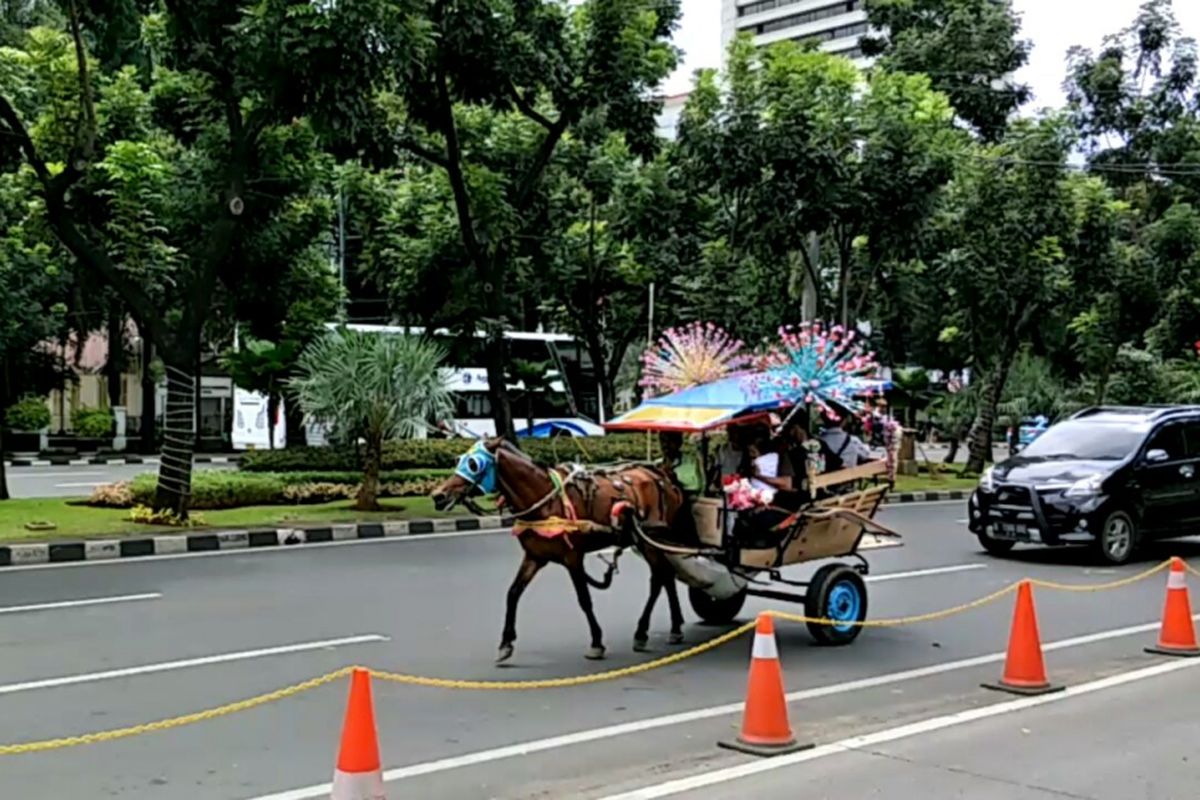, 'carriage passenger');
751,421,812,511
